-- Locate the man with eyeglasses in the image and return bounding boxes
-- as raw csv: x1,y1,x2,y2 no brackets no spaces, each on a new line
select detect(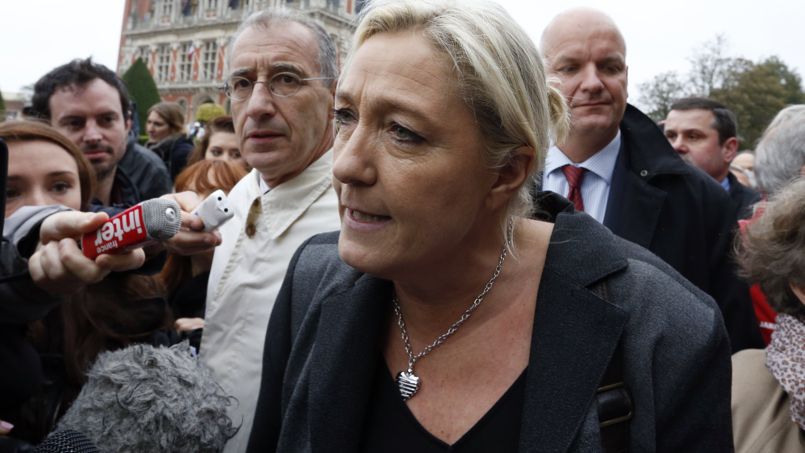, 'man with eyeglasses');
199,10,341,452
